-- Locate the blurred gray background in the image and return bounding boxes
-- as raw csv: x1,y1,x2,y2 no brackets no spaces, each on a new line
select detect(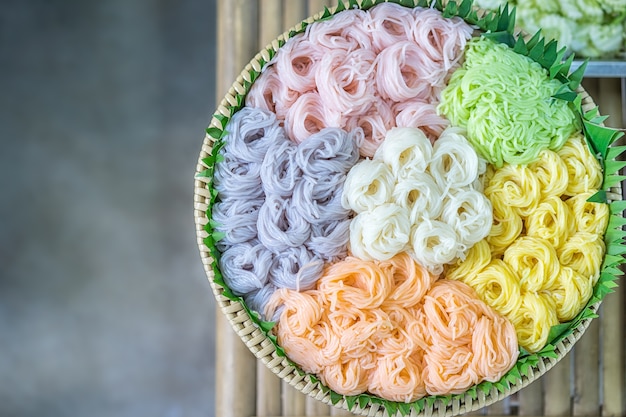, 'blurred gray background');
0,1,218,416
